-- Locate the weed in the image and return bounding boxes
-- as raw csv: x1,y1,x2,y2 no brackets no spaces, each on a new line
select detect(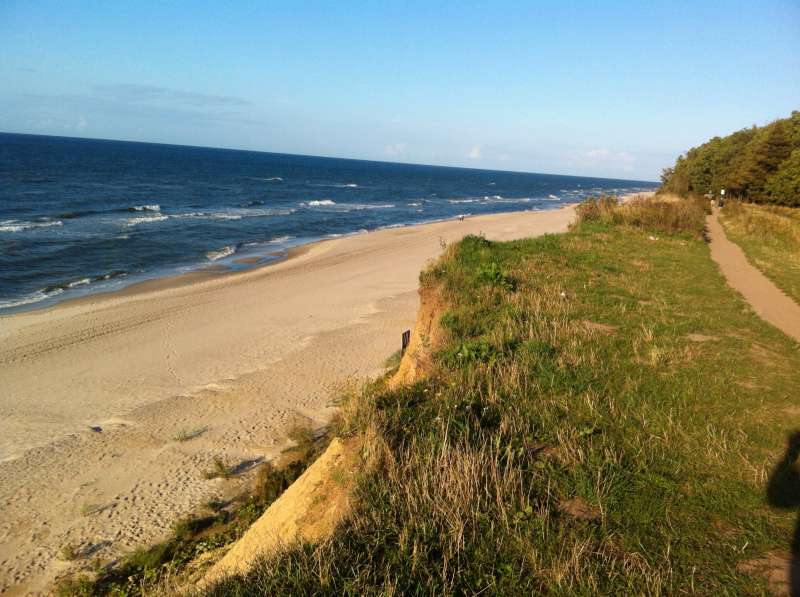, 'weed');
173,426,208,442
80,503,103,517
60,543,80,561
203,457,233,480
